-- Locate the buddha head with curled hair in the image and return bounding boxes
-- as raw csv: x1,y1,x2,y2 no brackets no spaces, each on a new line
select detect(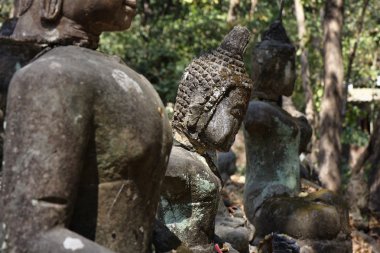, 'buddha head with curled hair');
172,26,253,153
